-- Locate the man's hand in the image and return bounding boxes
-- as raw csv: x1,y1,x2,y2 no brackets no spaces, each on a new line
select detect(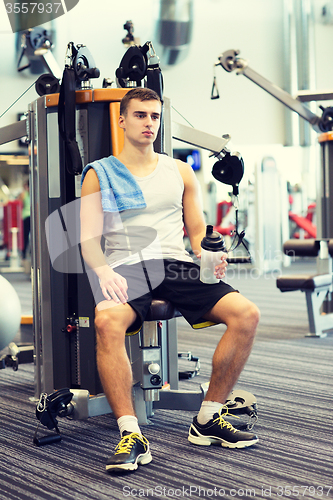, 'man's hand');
196,251,228,280
214,252,228,279
99,266,129,304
